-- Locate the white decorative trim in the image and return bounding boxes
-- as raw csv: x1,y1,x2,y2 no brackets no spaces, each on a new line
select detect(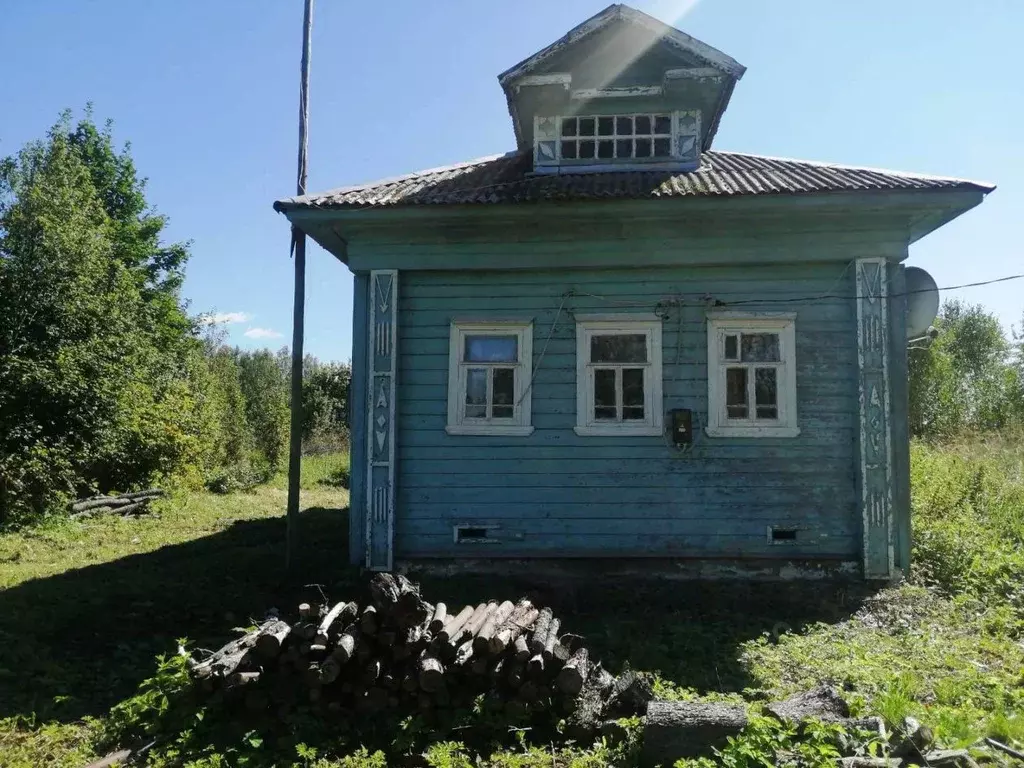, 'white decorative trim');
664,67,726,81
514,73,571,91
365,269,397,571
856,258,895,578
574,424,663,437
445,425,535,437
571,86,663,100
531,161,700,175
706,426,800,438
705,314,799,438
446,321,533,436
575,317,663,436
